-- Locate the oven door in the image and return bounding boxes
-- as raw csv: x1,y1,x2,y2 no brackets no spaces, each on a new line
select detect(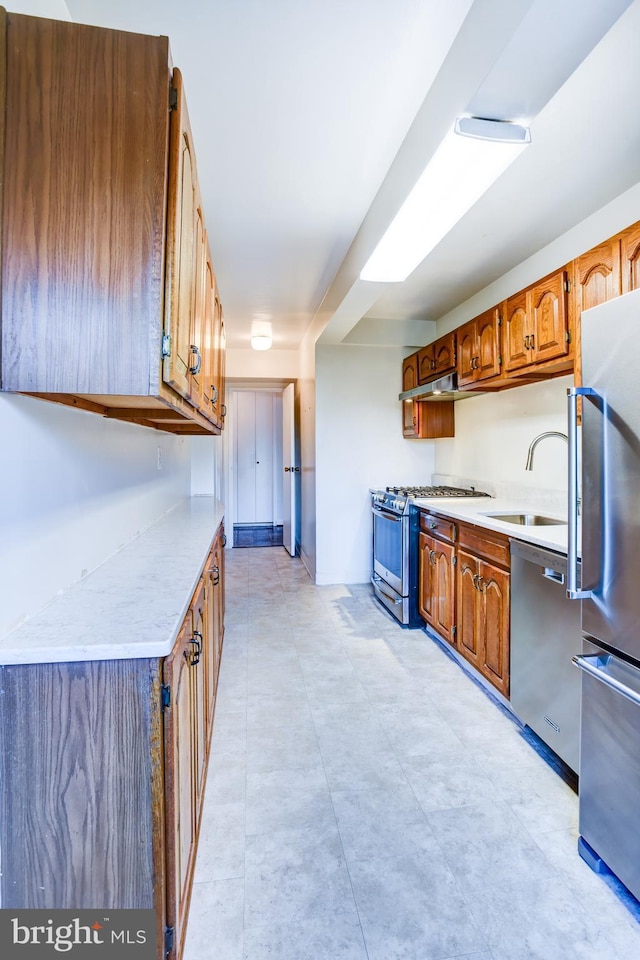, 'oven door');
372,505,408,596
